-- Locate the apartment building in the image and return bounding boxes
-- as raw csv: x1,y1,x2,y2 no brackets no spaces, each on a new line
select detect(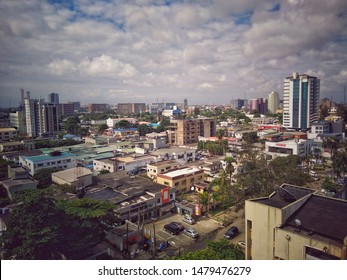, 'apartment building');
117,103,146,115
19,151,77,176
146,160,181,180
88,103,107,113
0,128,18,141
156,167,205,193
245,184,347,260
168,118,216,145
